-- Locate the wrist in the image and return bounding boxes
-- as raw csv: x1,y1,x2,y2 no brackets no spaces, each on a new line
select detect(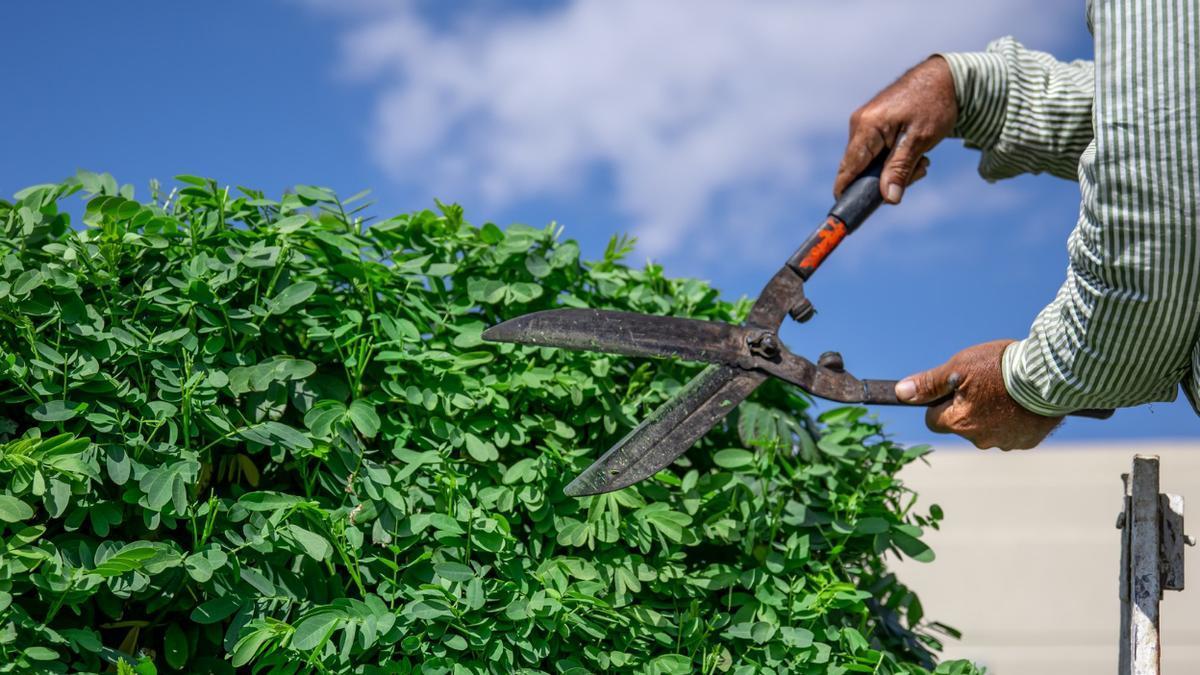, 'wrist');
936,50,1009,147
1001,339,1070,418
